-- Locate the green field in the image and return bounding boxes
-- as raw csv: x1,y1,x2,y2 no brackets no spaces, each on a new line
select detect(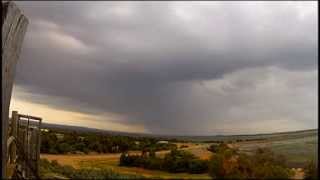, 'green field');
236,135,318,168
